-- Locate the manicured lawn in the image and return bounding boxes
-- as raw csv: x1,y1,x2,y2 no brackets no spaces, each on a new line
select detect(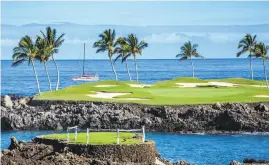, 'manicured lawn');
42,132,141,144
35,77,269,105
